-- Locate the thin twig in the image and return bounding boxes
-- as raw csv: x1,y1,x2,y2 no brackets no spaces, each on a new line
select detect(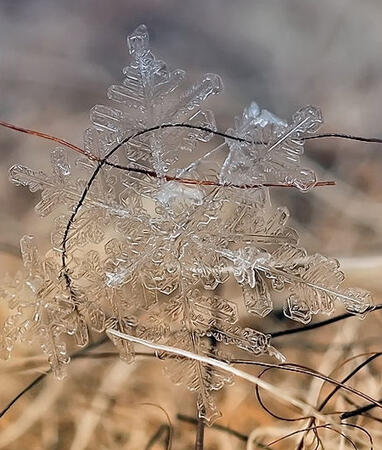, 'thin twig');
230,359,382,410
2,304,380,419
107,330,382,417
195,416,205,450
266,423,358,450
145,424,170,450
0,373,47,420
177,414,248,442
305,132,382,144
4,118,382,152
1,119,335,190
0,119,93,159
139,402,173,450
319,353,382,413
270,304,382,339
0,337,106,419
341,399,382,420
0,337,155,420
296,352,382,449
